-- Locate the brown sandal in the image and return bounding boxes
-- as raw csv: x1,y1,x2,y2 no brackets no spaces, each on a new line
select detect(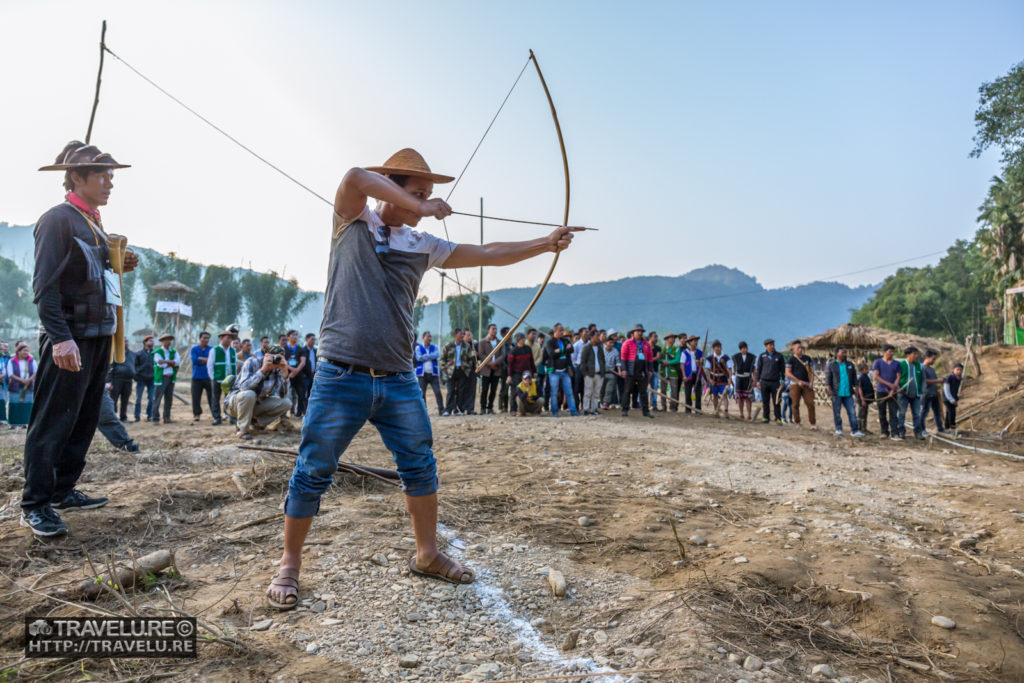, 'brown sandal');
266,569,299,610
409,554,475,585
